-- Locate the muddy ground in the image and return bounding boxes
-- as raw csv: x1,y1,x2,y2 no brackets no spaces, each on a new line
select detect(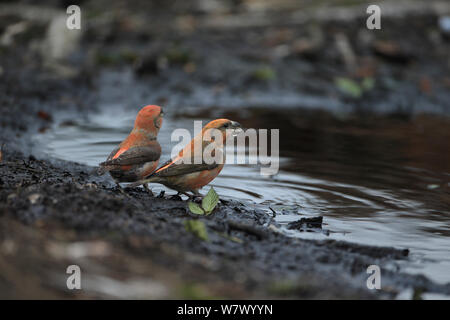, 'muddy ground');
0,0,450,299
